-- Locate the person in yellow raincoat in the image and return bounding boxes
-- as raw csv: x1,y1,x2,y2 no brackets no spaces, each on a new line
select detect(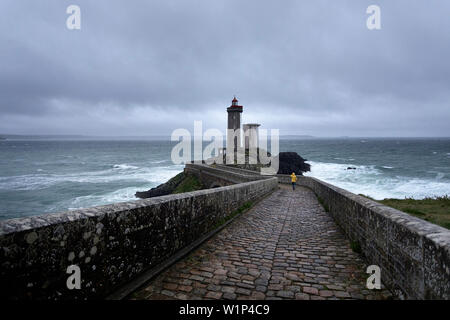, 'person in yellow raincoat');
290,172,297,190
